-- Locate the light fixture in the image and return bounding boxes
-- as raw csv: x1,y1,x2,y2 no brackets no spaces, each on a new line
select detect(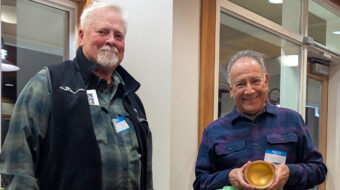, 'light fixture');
1,62,20,72
4,83,14,87
1,5,17,24
333,31,340,35
1,49,20,72
268,0,283,4
280,55,299,67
